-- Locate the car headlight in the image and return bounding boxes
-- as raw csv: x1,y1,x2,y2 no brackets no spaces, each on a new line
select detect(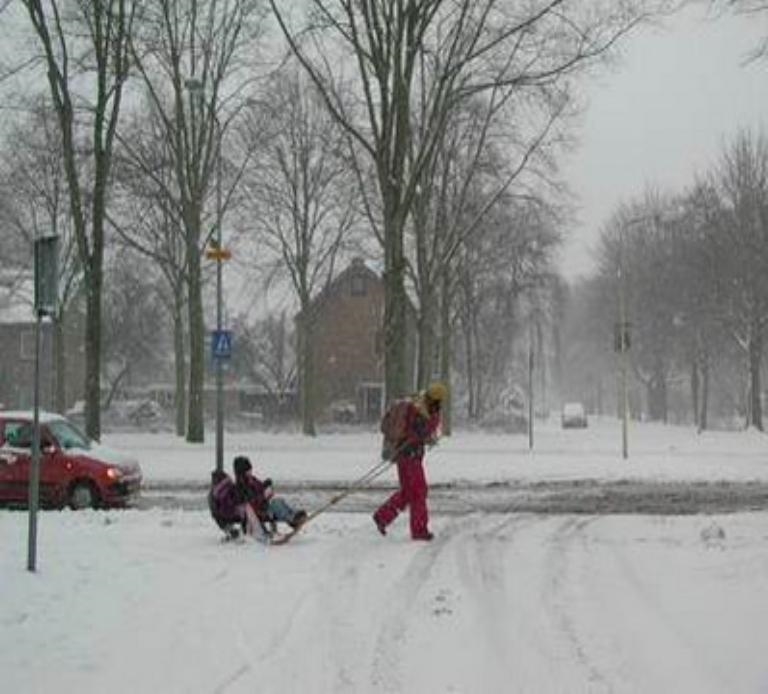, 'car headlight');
106,467,123,480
